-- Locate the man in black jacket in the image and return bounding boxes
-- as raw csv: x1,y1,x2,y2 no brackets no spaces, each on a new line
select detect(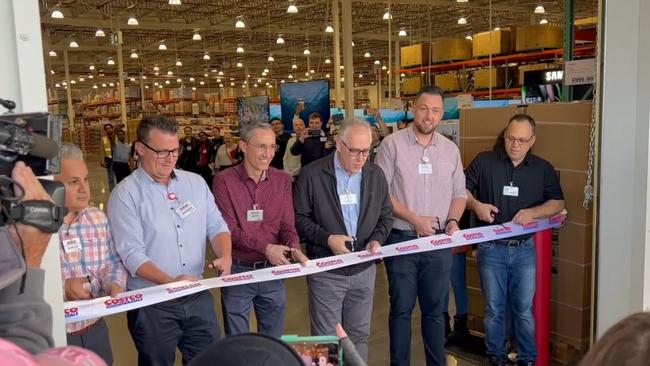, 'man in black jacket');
294,118,393,362
289,112,334,167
